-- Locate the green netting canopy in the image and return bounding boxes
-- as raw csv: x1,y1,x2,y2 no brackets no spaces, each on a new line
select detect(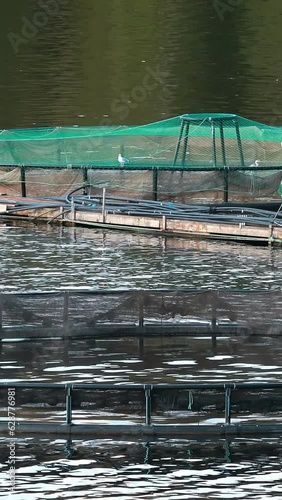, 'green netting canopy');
0,113,282,168
1,113,282,202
